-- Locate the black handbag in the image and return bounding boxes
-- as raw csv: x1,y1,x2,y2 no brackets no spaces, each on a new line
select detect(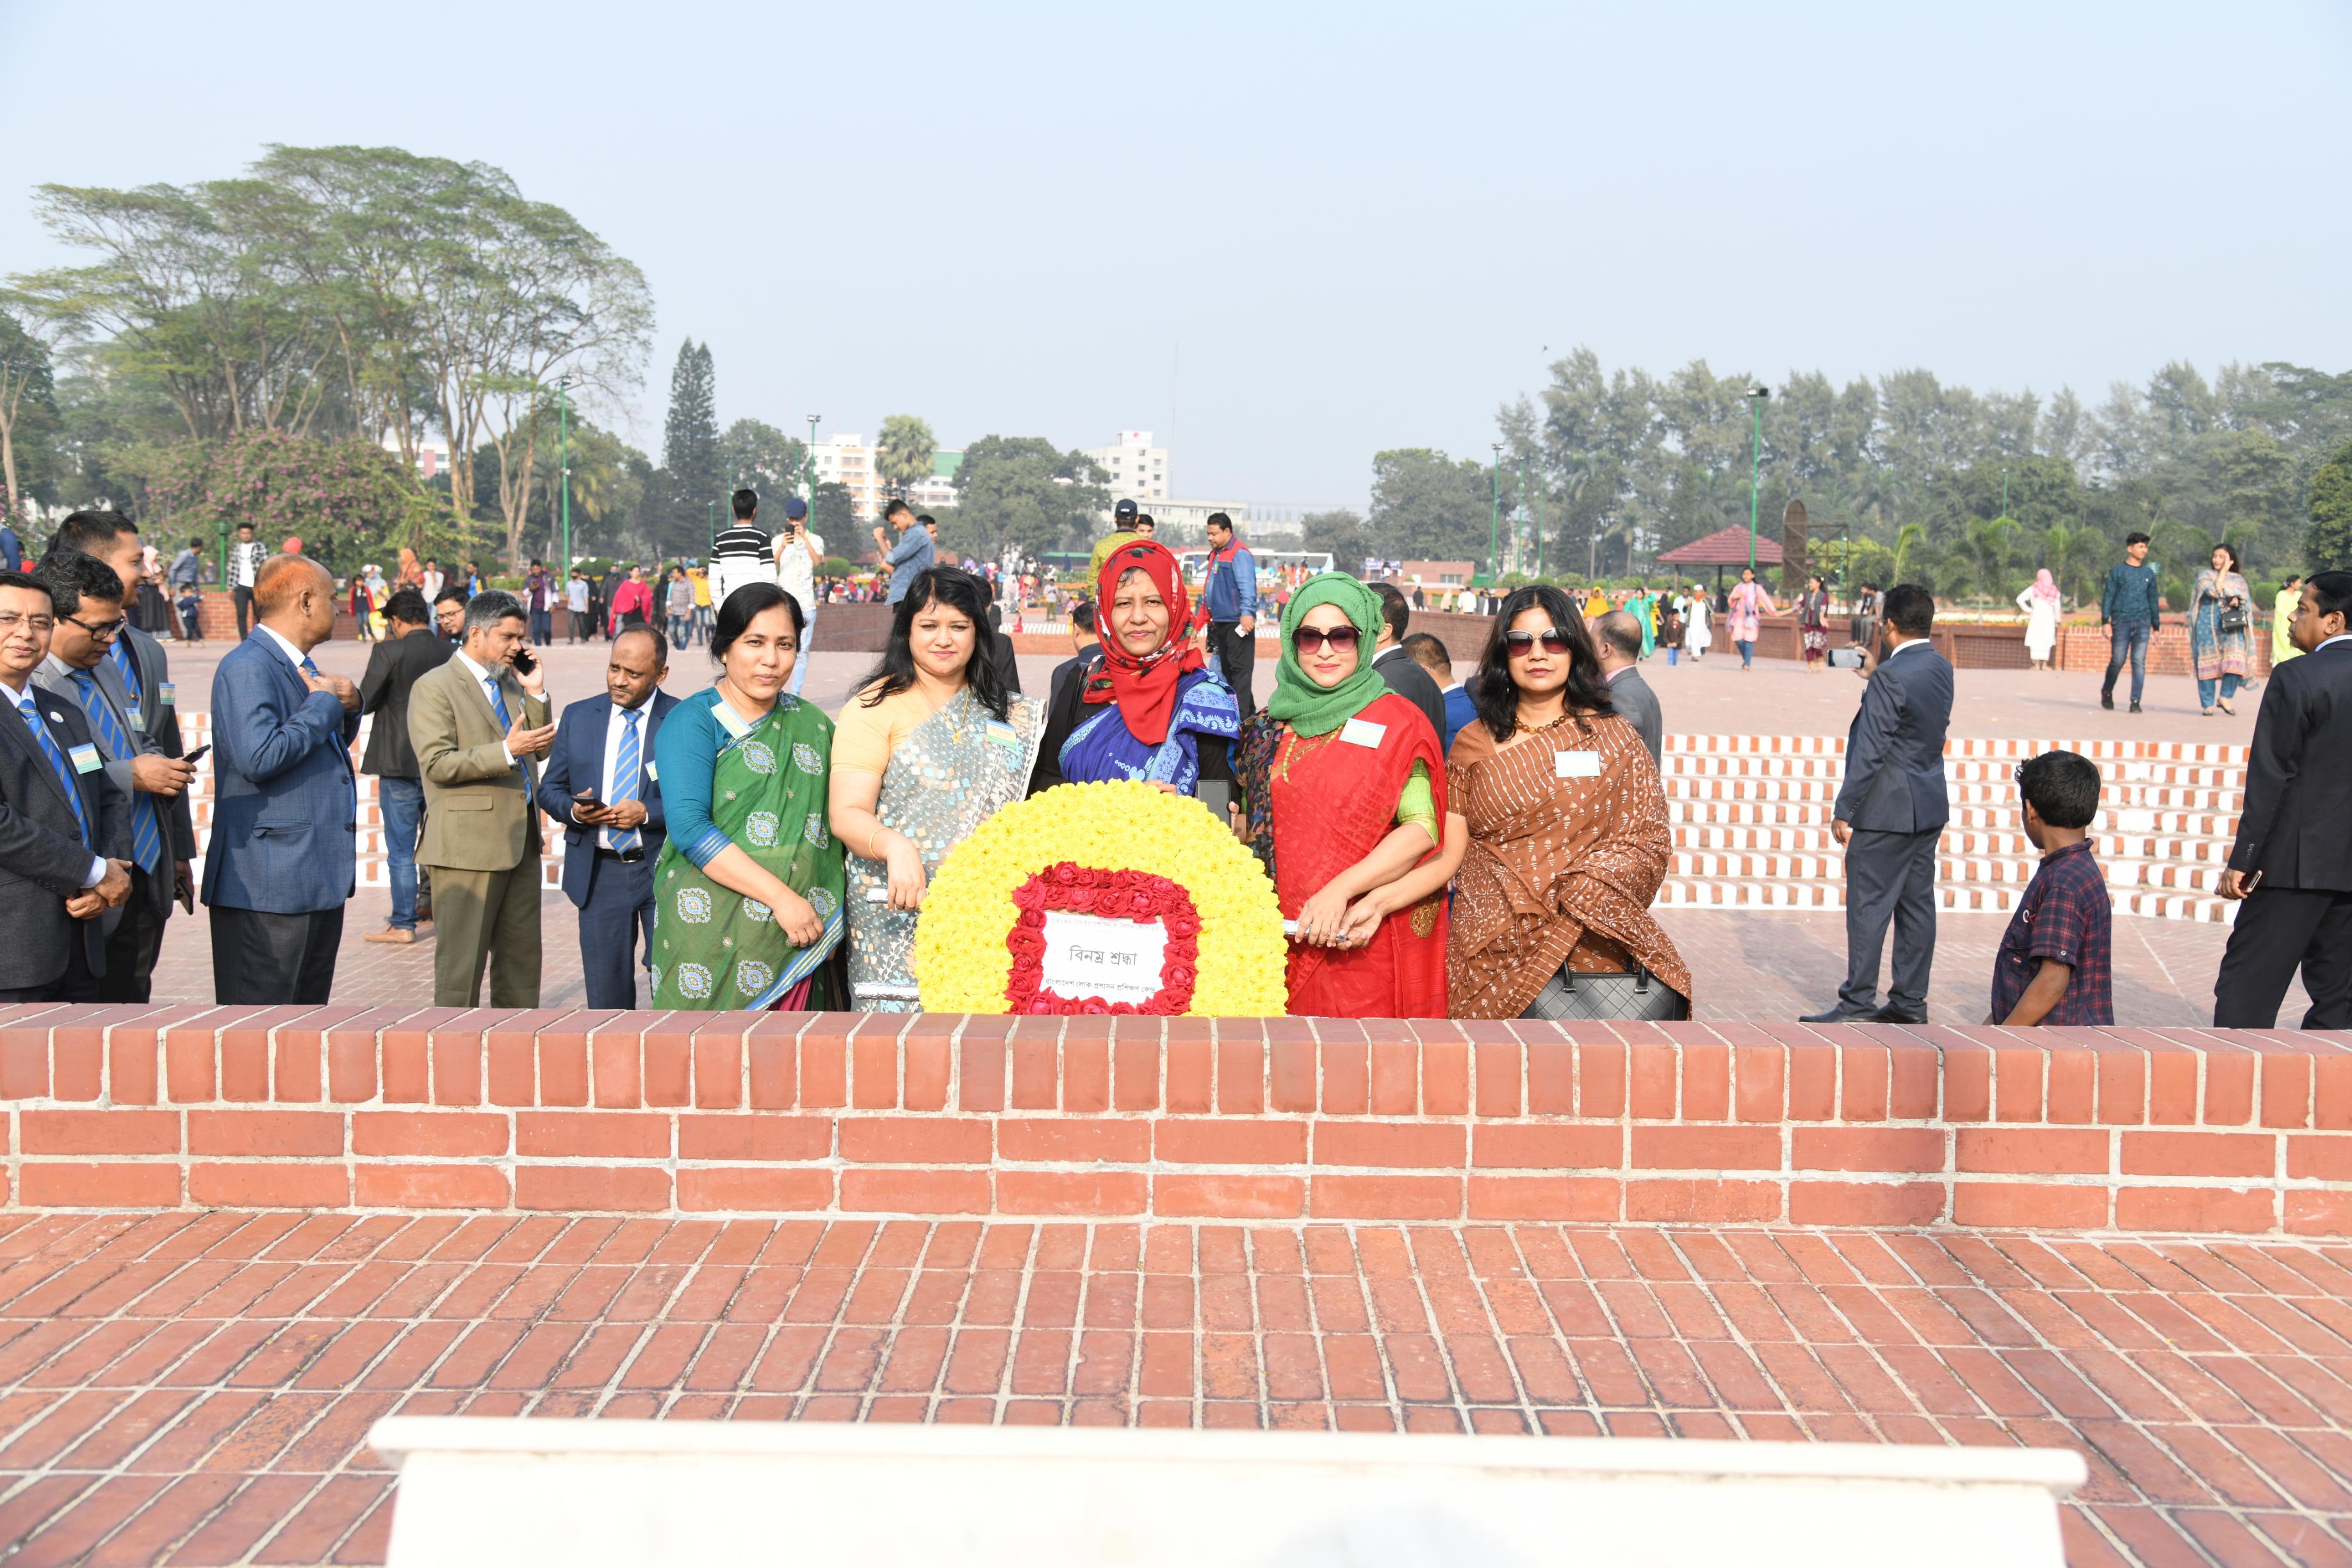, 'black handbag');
2217,601,2249,635
1521,961,1690,1022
